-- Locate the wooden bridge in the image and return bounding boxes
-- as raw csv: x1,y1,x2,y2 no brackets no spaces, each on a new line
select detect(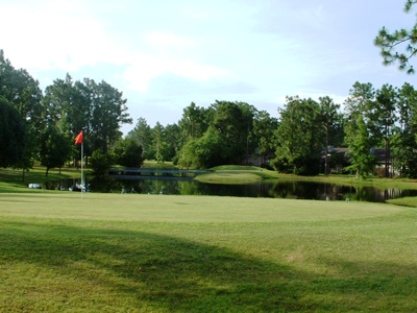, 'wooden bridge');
109,168,213,179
